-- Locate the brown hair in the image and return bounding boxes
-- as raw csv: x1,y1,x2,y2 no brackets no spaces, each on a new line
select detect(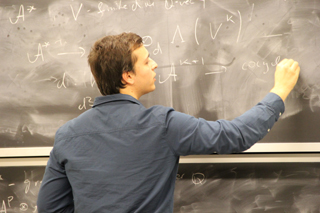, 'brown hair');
88,32,143,95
